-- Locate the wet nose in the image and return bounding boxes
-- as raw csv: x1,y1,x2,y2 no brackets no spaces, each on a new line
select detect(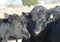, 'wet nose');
26,32,31,39
22,28,31,39
22,32,31,39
